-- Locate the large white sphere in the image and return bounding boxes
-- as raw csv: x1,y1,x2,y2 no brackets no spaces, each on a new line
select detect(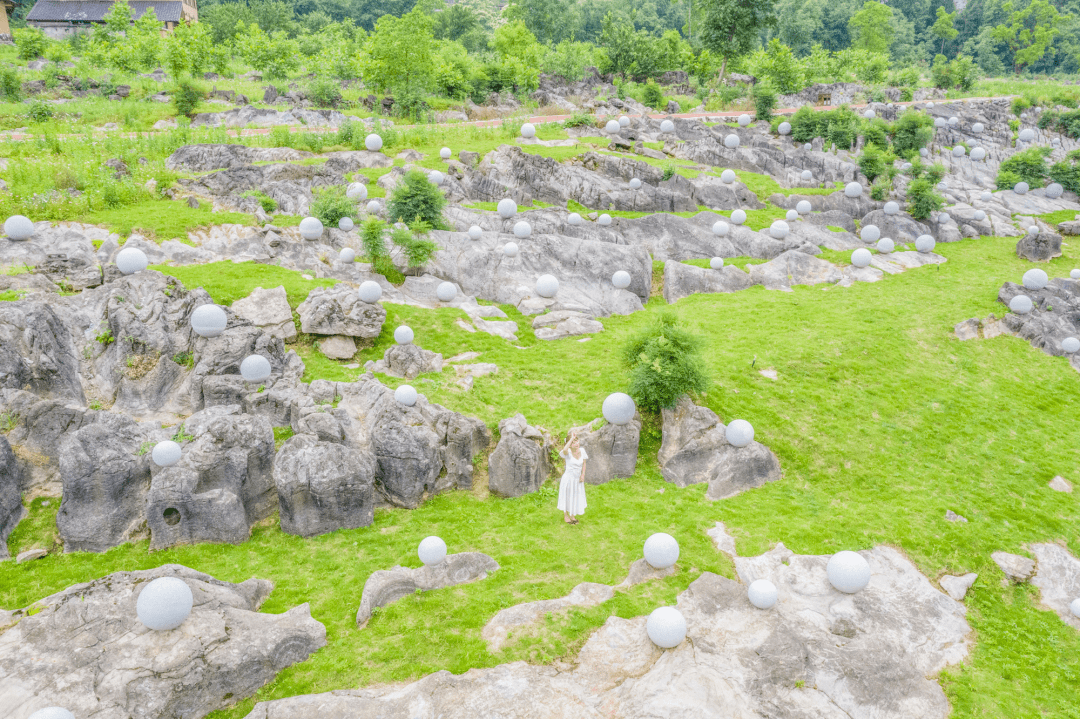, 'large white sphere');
730,209,747,225
726,419,754,447
440,146,451,159
748,579,778,609
394,325,414,345
926,101,935,108
612,270,631,289
1014,182,1029,195
804,143,812,151
347,182,368,201
468,225,483,240
710,257,724,269
513,221,532,238
844,182,863,198
796,200,812,215
152,440,182,467
778,121,791,135
863,109,875,119
240,354,272,383
972,122,984,133
980,191,993,202
568,212,583,226
646,606,687,648
851,248,872,268
418,536,447,566
770,220,789,239
1071,269,1080,279
358,280,382,304
116,247,148,275
365,133,382,151
971,147,986,161
602,392,636,425
27,709,76,719
1019,128,1035,142
801,170,813,181
860,224,880,242
1070,597,1080,618
877,238,895,254
786,209,798,221
1023,268,1048,290
598,214,612,226
503,242,519,257
973,210,986,221
724,134,740,149
605,120,621,134
720,169,737,184
366,200,381,213
1046,182,1064,199
618,115,630,128
436,281,457,302
497,198,517,219
827,551,871,593
429,170,444,186
1062,337,1080,354
629,177,642,189
521,123,536,138
339,247,355,263
883,201,899,215
643,532,680,569
934,117,946,128
738,113,751,126
660,119,675,133
952,146,965,157
3,215,34,240
948,116,959,126
536,274,559,298
395,384,418,406
712,221,729,236
136,576,194,631
915,235,936,253
1009,295,1033,314
190,304,227,338
299,217,324,240
1027,224,1039,236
